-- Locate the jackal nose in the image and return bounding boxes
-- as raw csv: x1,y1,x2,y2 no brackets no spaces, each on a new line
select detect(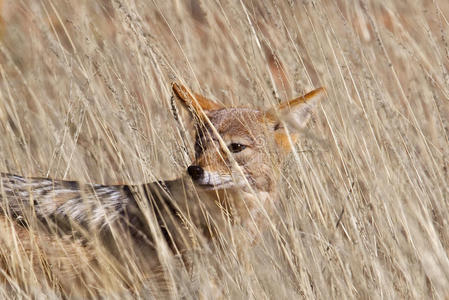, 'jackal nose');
187,165,204,180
